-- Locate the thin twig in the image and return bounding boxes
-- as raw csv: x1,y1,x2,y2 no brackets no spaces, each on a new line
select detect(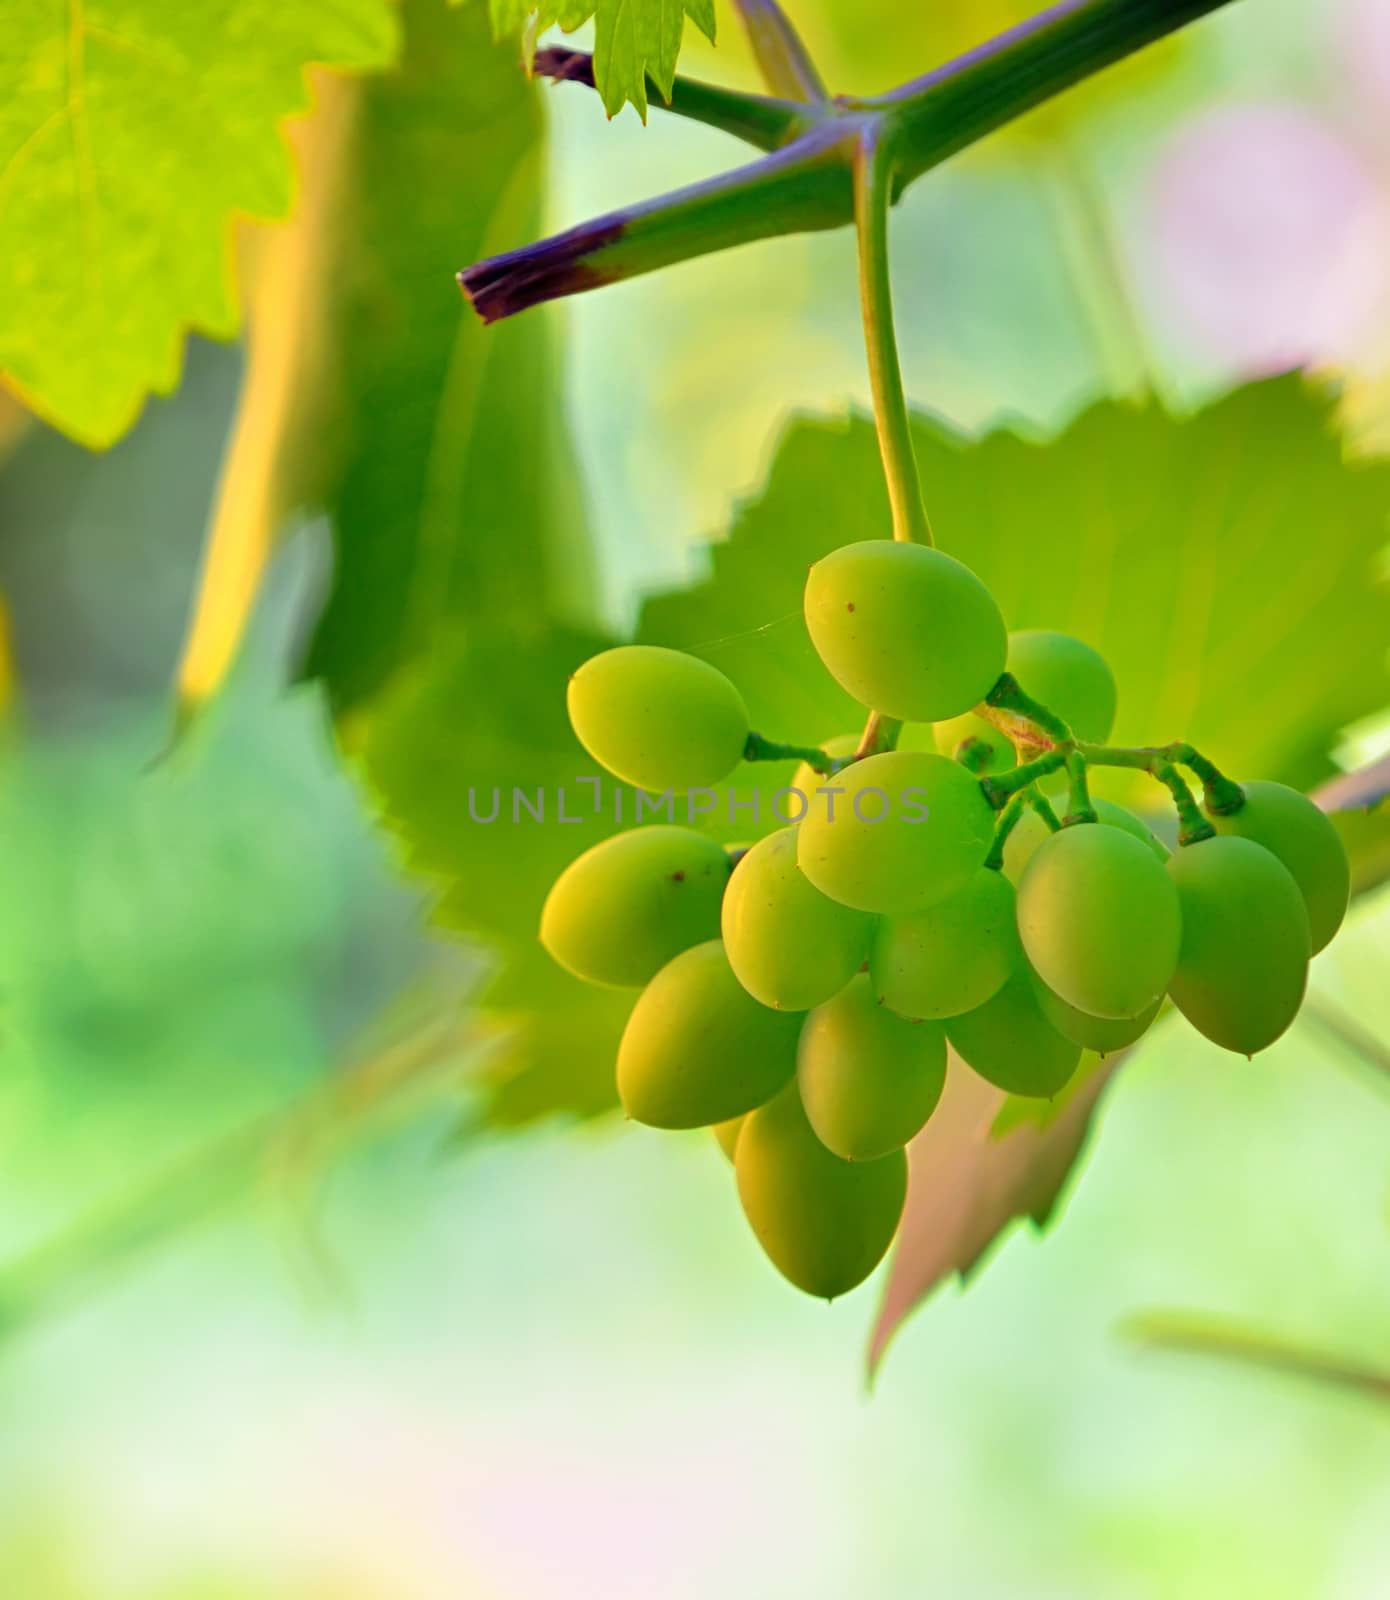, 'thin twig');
1125,1313,1390,1408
